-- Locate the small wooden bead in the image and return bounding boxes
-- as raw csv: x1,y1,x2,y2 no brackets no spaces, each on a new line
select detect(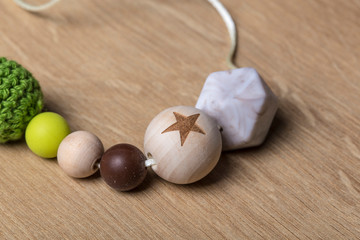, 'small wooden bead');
100,144,147,191
57,131,104,178
144,106,222,184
